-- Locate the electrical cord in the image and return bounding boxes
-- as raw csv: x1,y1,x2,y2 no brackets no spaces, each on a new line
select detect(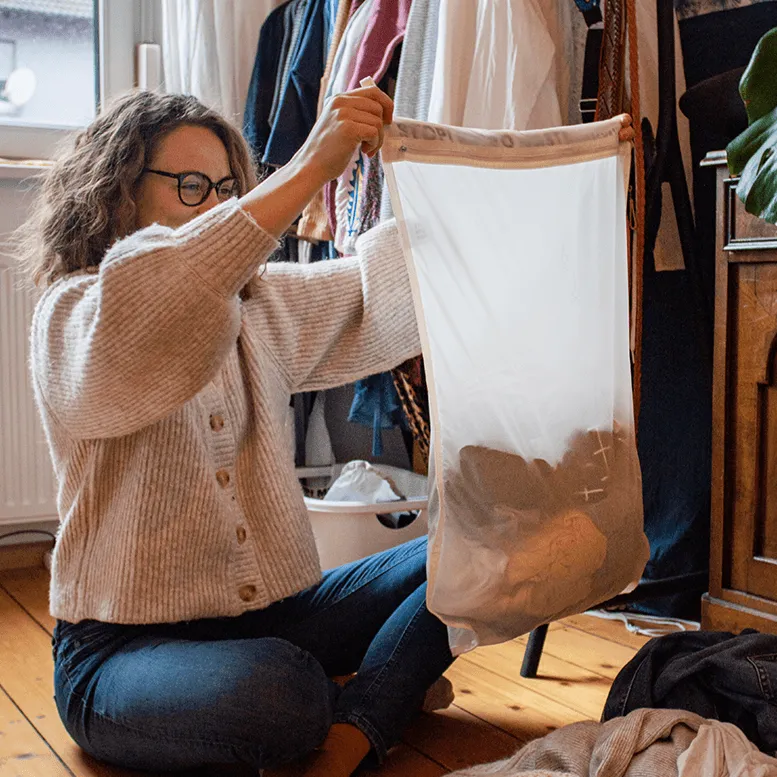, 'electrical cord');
585,607,700,637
